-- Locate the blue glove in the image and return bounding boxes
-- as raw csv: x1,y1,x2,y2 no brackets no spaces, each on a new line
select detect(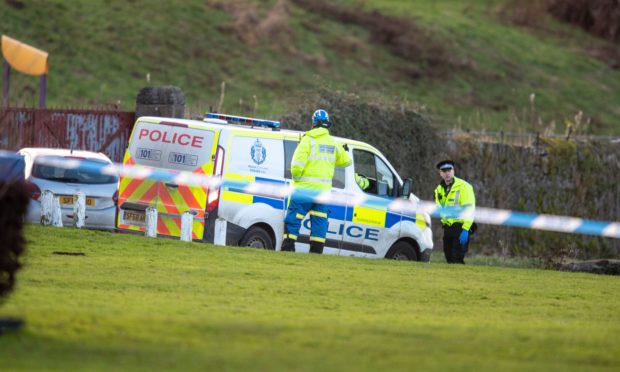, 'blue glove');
459,229,469,245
